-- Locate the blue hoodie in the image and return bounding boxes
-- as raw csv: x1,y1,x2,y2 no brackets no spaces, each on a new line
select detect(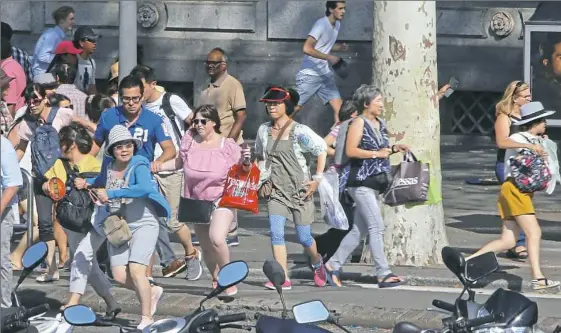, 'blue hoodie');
86,155,171,219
